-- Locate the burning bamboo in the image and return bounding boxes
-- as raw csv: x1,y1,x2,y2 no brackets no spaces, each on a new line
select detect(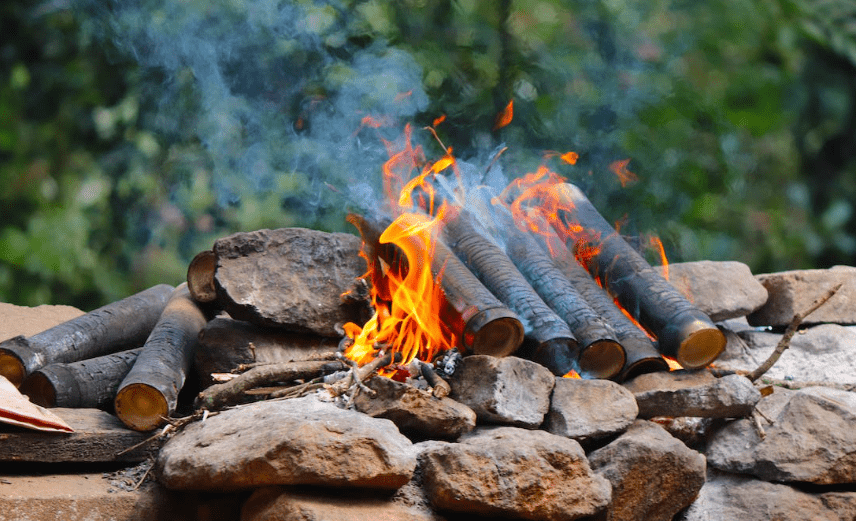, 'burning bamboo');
20,348,142,409
0,284,174,387
347,213,524,358
114,284,208,431
441,207,579,376
553,183,725,369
